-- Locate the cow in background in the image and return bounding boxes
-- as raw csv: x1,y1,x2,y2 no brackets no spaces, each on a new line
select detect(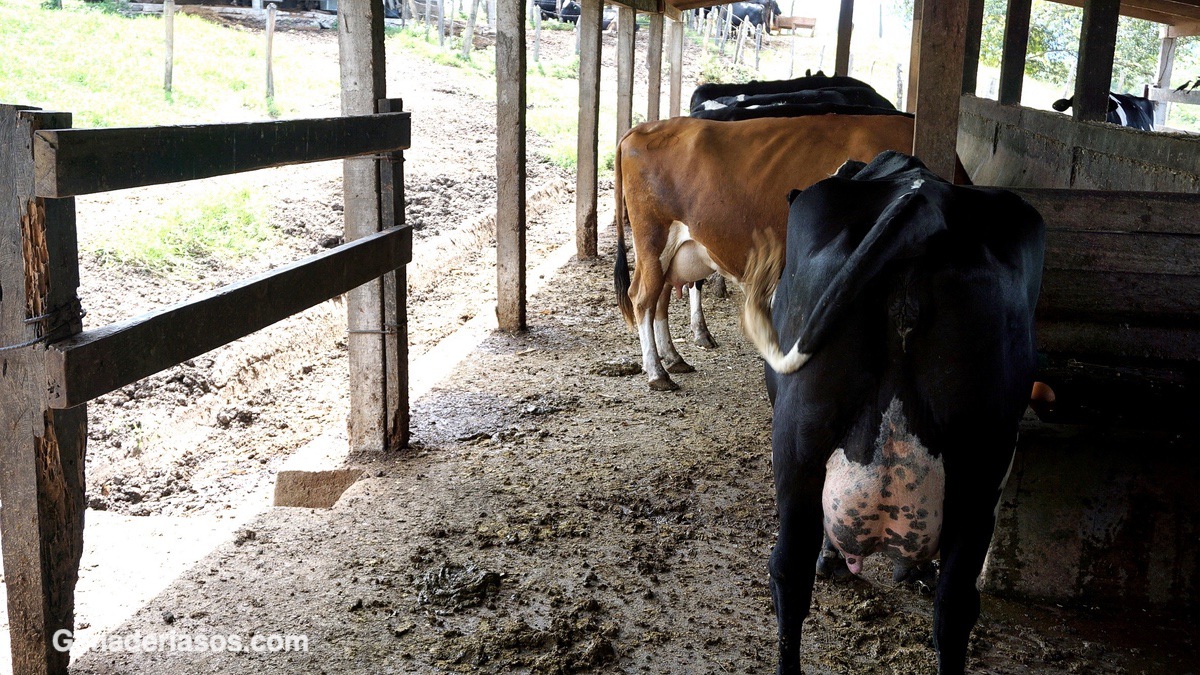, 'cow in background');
740,151,1045,674
1051,93,1156,131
